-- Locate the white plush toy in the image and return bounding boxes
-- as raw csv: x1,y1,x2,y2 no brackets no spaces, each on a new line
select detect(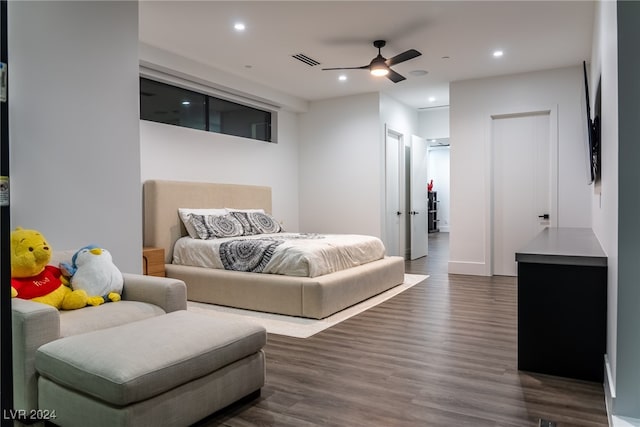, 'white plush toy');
61,245,123,304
